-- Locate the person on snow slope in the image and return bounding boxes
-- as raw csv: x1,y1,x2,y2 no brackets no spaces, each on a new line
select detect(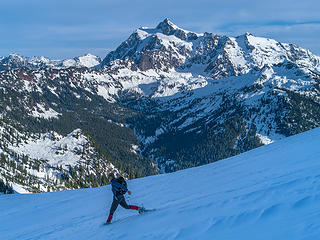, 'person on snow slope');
106,173,145,224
